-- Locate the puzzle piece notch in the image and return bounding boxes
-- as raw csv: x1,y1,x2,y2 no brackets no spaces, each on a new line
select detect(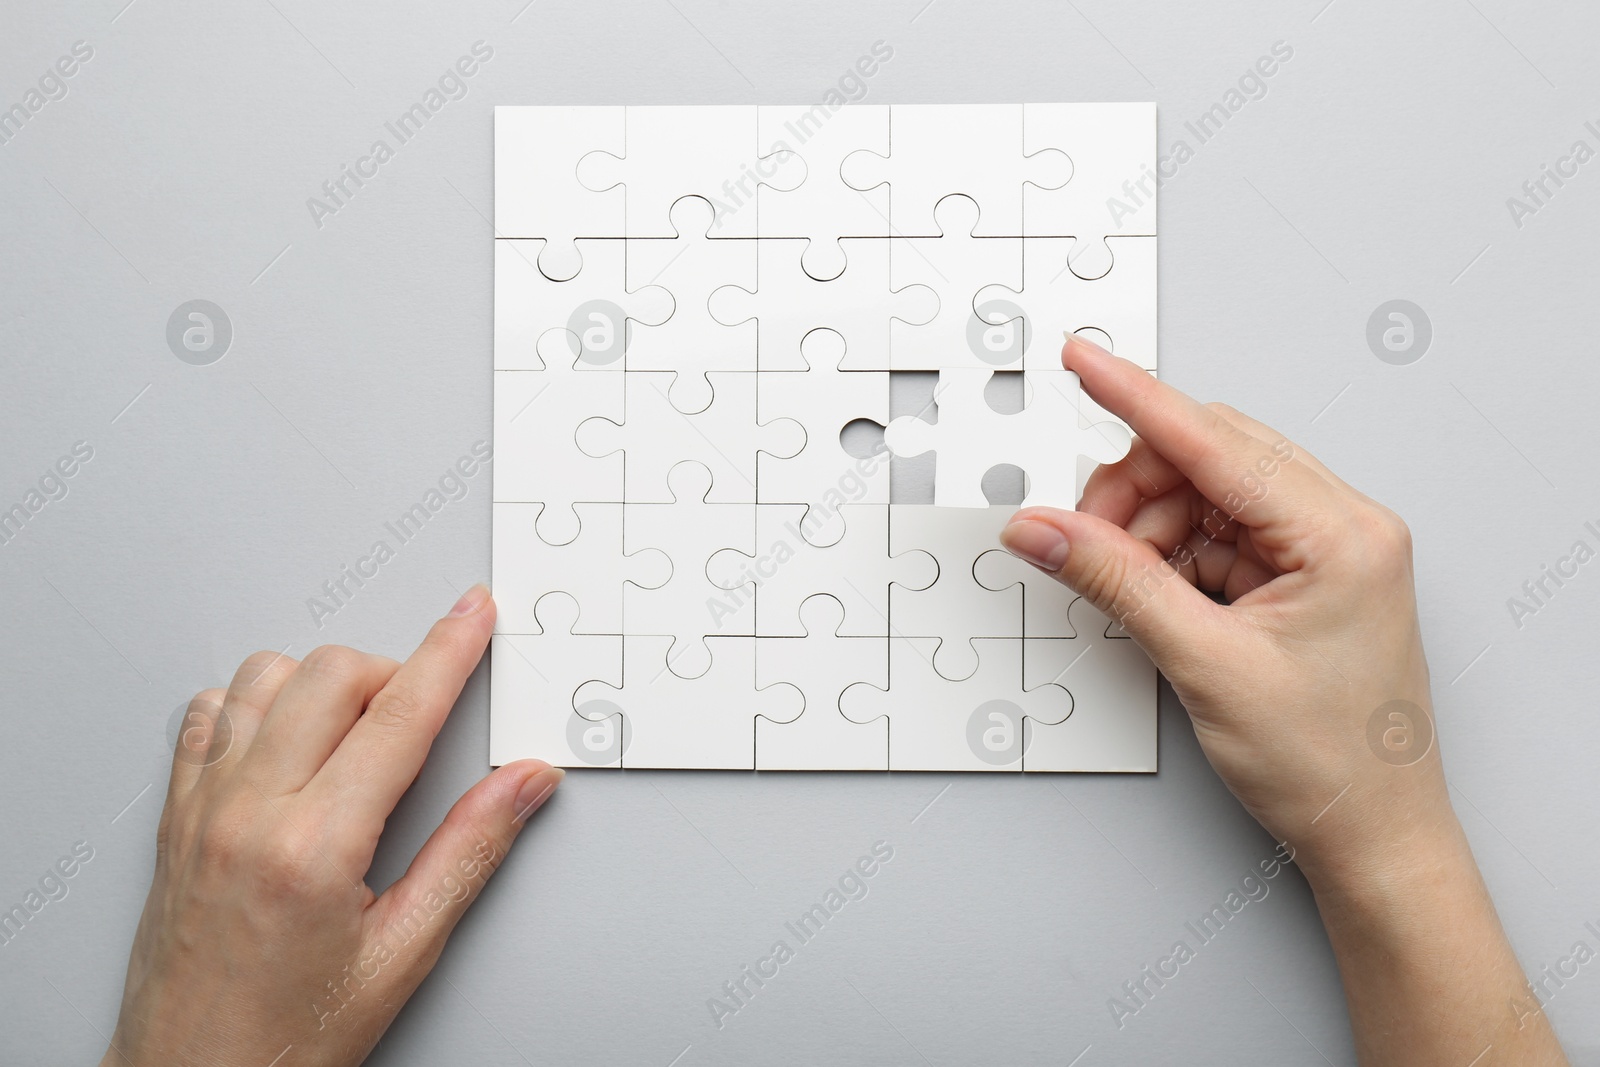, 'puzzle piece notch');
574,635,802,769
840,104,1071,238
883,368,1131,508
753,594,890,770
840,635,1070,771
754,103,890,280
1022,102,1158,280
493,502,669,636
622,461,758,679
887,194,1023,371
708,503,936,638
576,371,803,504
576,105,804,240
488,592,625,767
887,505,1021,681
494,106,628,281
707,238,938,372
1022,597,1157,772
624,195,759,411
972,235,1157,370
972,547,1078,639
753,328,892,510
495,238,673,371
